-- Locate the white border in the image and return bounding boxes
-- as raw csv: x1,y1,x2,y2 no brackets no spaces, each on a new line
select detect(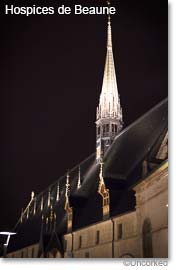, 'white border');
1,0,183,269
